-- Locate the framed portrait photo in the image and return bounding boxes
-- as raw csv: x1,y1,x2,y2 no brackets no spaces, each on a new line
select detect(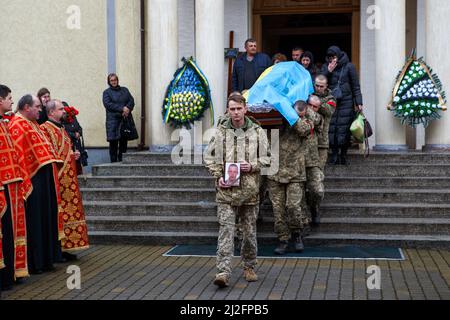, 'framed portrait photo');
224,163,241,187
